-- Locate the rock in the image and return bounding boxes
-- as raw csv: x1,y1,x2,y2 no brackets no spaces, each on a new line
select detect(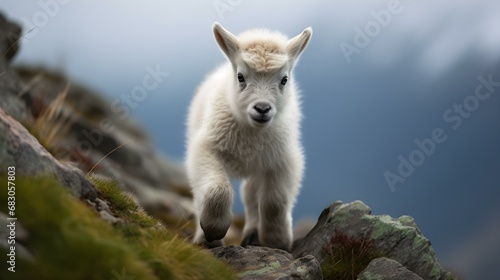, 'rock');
98,210,120,224
292,201,453,280
86,200,118,223
0,66,32,123
15,67,189,188
0,108,97,200
357,257,423,280
293,218,316,241
0,15,33,124
13,67,193,218
92,198,121,223
0,13,21,63
211,245,322,280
